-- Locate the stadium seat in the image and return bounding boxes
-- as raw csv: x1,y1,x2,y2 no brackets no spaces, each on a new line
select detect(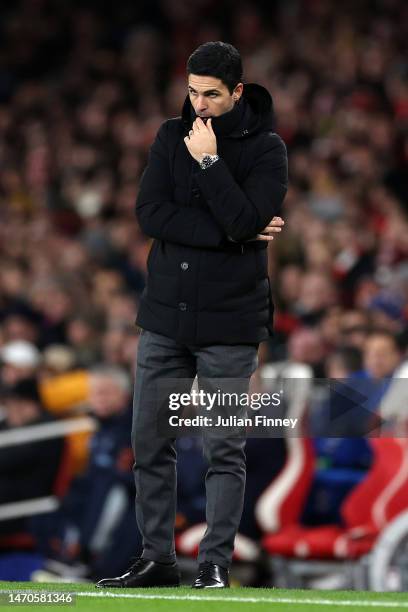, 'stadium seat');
262,438,408,560
252,362,315,537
